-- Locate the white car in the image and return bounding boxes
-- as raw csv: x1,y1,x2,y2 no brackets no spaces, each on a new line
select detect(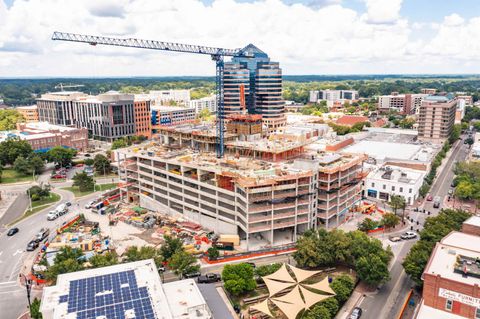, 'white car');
85,200,96,209
401,231,417,240
47,211,58,221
